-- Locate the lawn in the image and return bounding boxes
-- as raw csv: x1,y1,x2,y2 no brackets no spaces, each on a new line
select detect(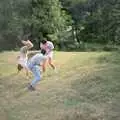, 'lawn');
0,51,120,120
